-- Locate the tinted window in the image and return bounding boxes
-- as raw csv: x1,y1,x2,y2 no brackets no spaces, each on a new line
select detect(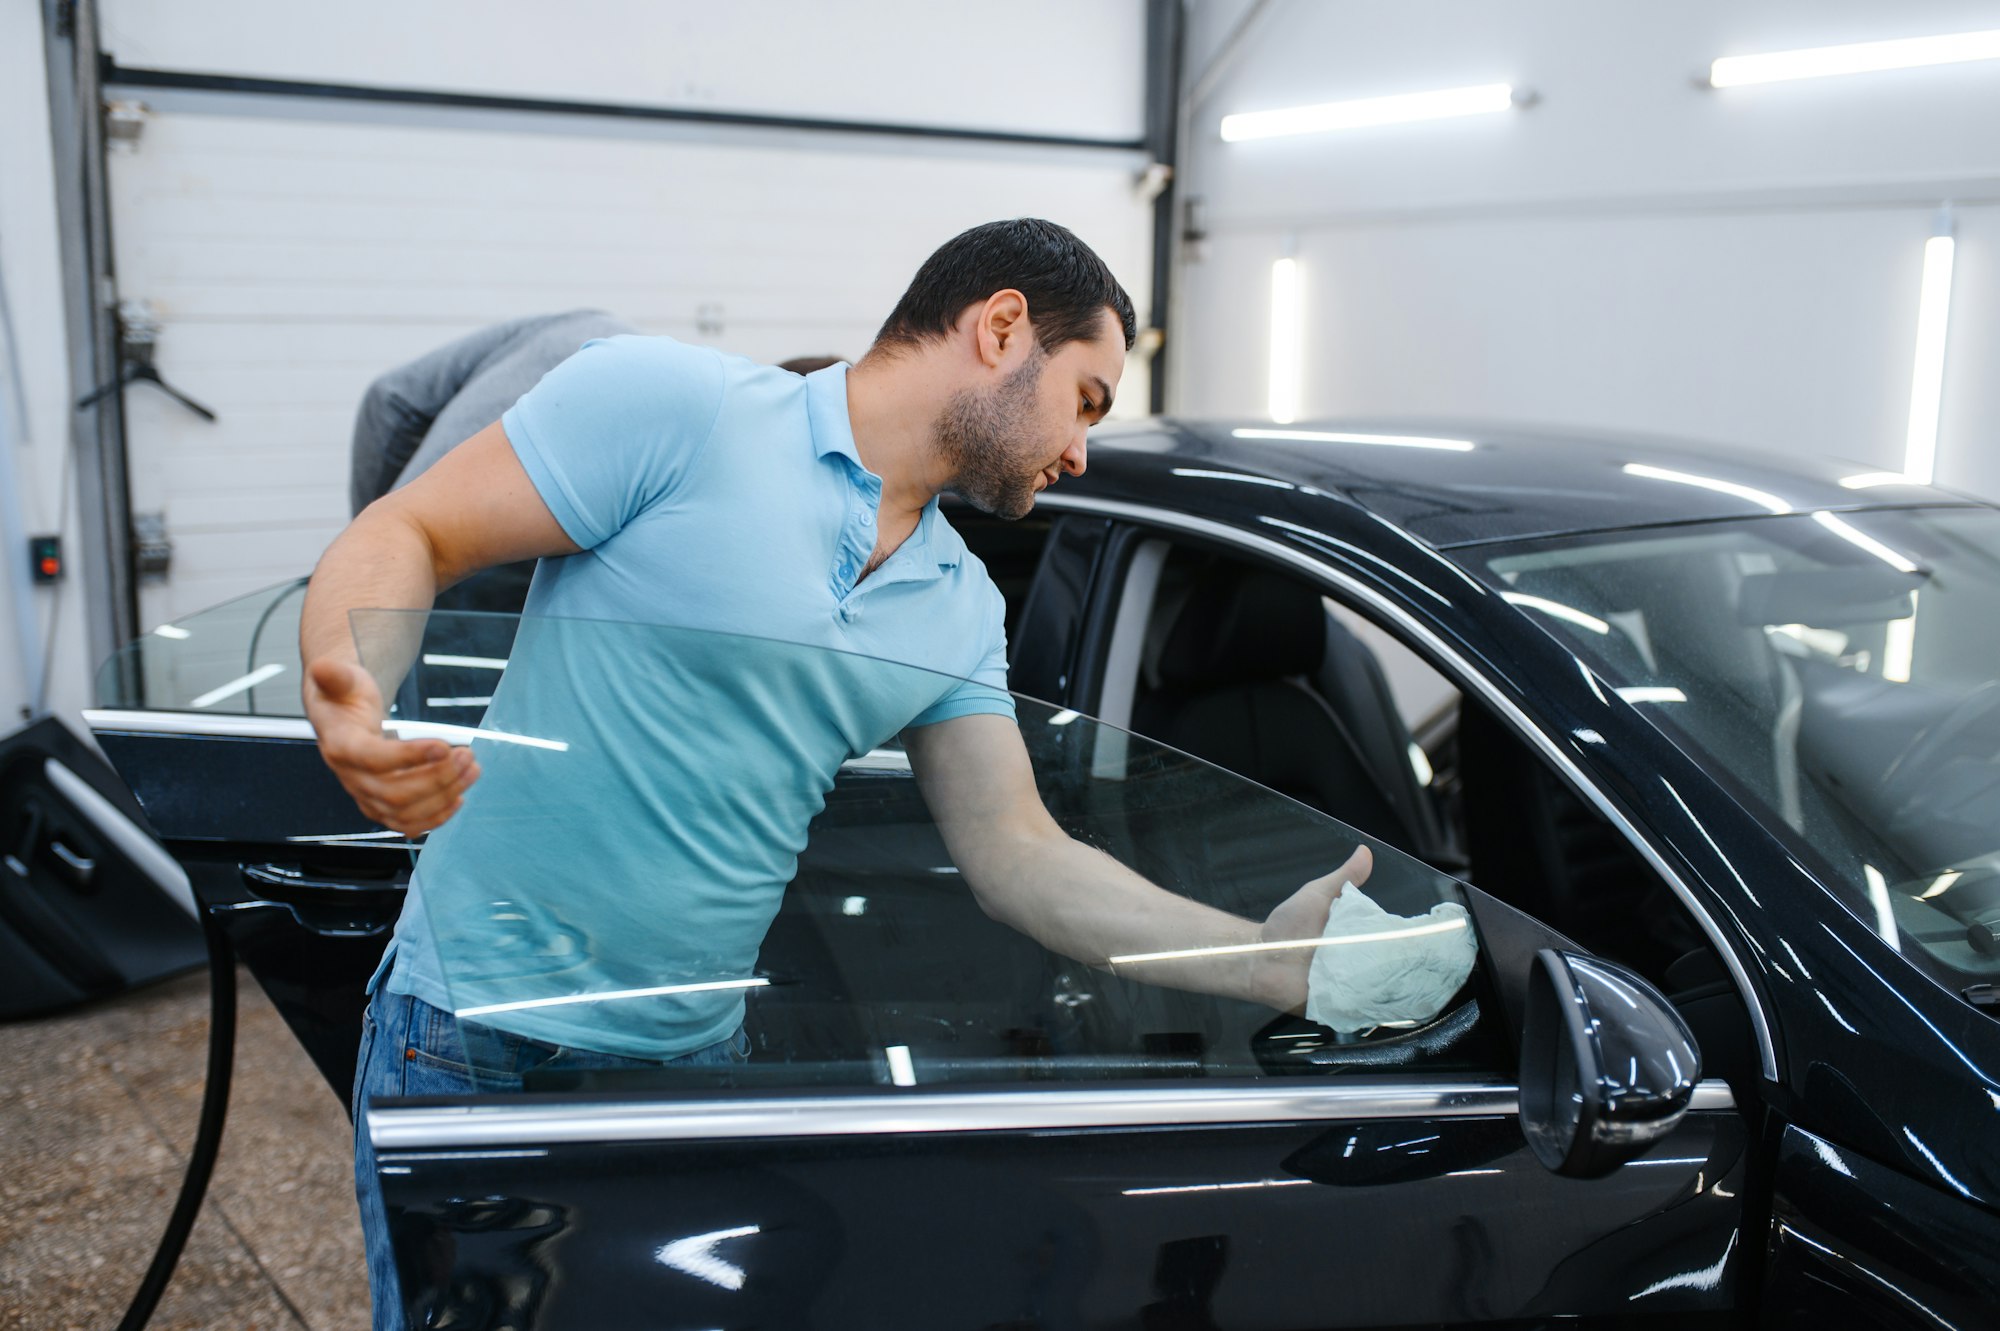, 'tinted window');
351,610,1506,1094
